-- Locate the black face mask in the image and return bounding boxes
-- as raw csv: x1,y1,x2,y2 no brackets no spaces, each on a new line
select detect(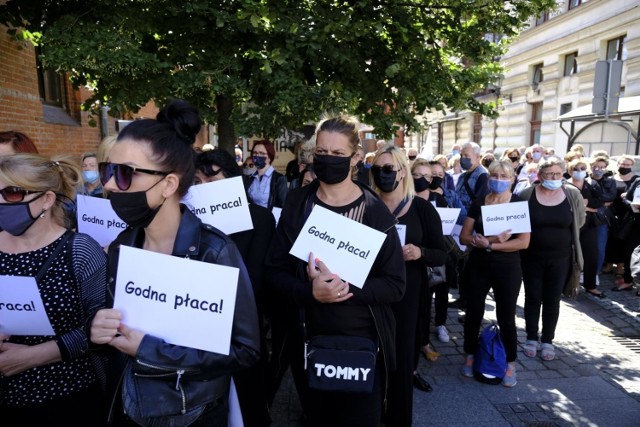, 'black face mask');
372,167,399,193
619,167,632,176
313,154,352,185
414,177,429,193
0,192,46,236
109,178,166,229
429,176,443,190
408,155,417,161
